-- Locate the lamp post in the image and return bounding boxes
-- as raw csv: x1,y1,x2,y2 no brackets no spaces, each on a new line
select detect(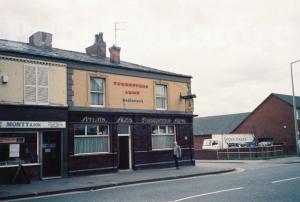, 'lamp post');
290,60,300,156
